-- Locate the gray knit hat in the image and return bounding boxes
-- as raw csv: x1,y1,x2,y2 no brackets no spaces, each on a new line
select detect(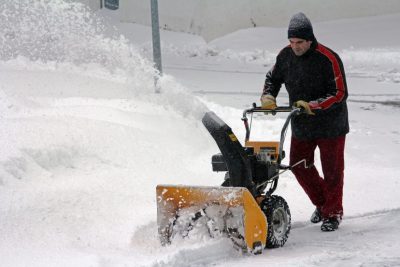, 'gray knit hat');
288,12,315,41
